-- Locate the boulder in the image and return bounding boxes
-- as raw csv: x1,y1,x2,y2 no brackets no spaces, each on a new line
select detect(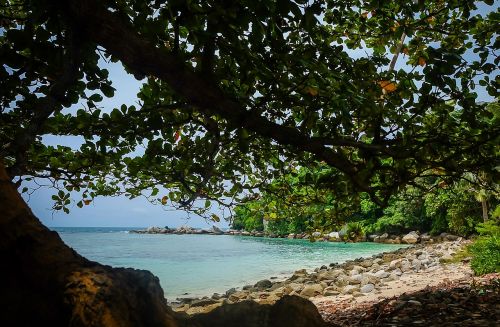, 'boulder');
389,259,402,270
312,231,322,238
375,233,389,243
411,259,422,271
254,279,273,290
402,231,420,244
299,284,324,298
349,274,363,285
328,231,340,239
187,295,329,327
374,270,389,279
360,284,375,293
